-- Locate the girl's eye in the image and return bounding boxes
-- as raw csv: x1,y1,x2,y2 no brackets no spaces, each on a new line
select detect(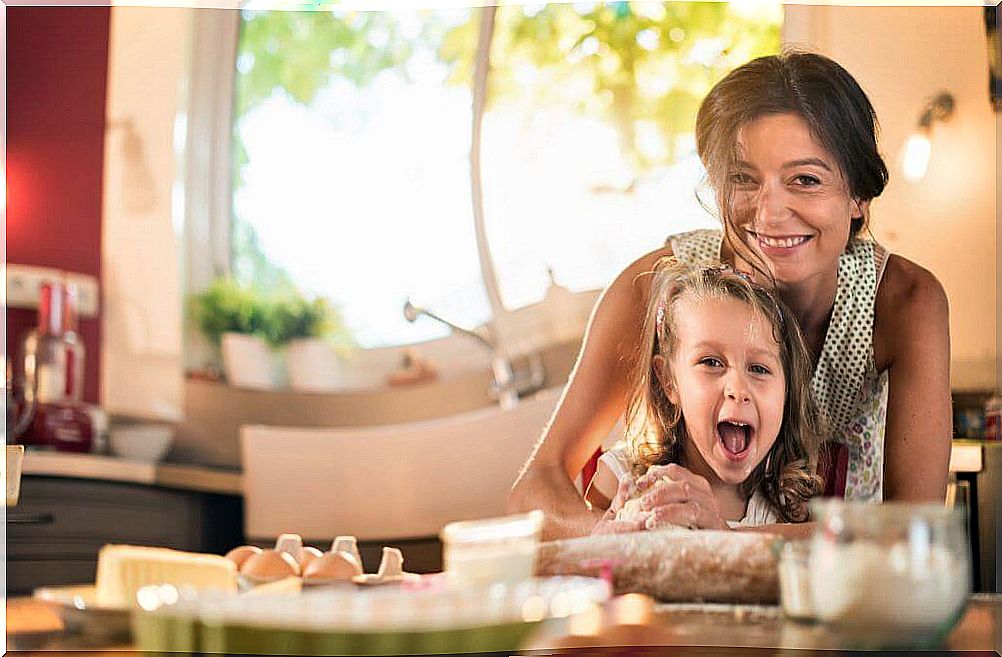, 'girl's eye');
749,364,772,375
793,174,822,187
729,172,756,186
699,357,724,369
